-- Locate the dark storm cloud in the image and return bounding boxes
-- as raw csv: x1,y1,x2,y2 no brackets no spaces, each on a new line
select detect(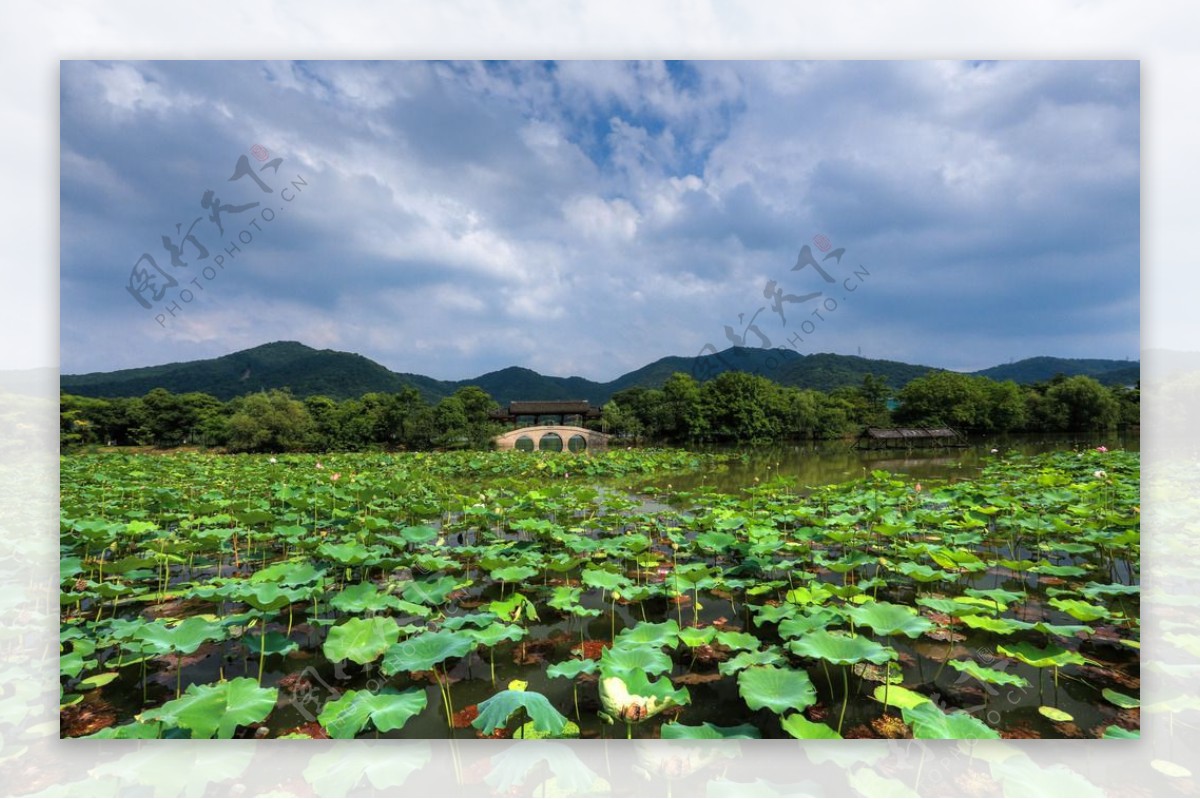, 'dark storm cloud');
60,60,1138,381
